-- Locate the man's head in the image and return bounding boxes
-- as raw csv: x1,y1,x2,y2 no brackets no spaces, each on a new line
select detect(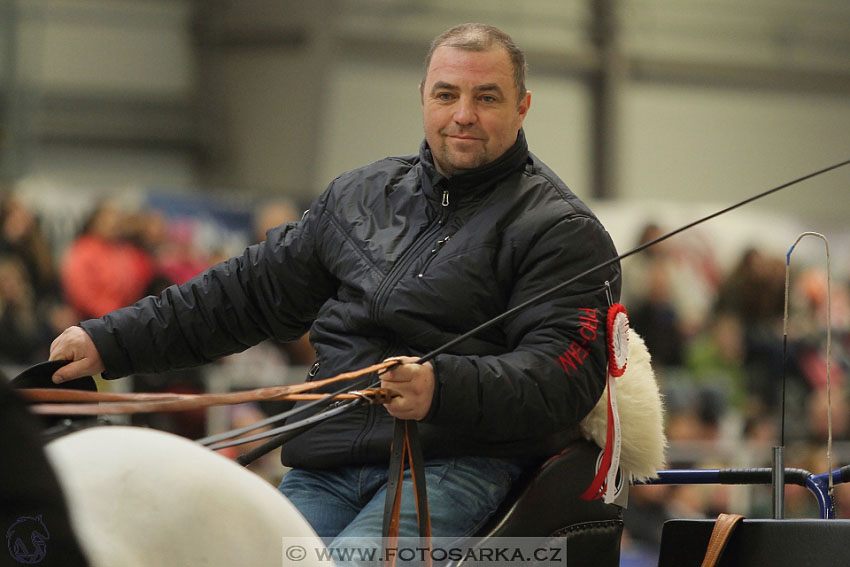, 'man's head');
422,23,527,103
420,23,531,177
